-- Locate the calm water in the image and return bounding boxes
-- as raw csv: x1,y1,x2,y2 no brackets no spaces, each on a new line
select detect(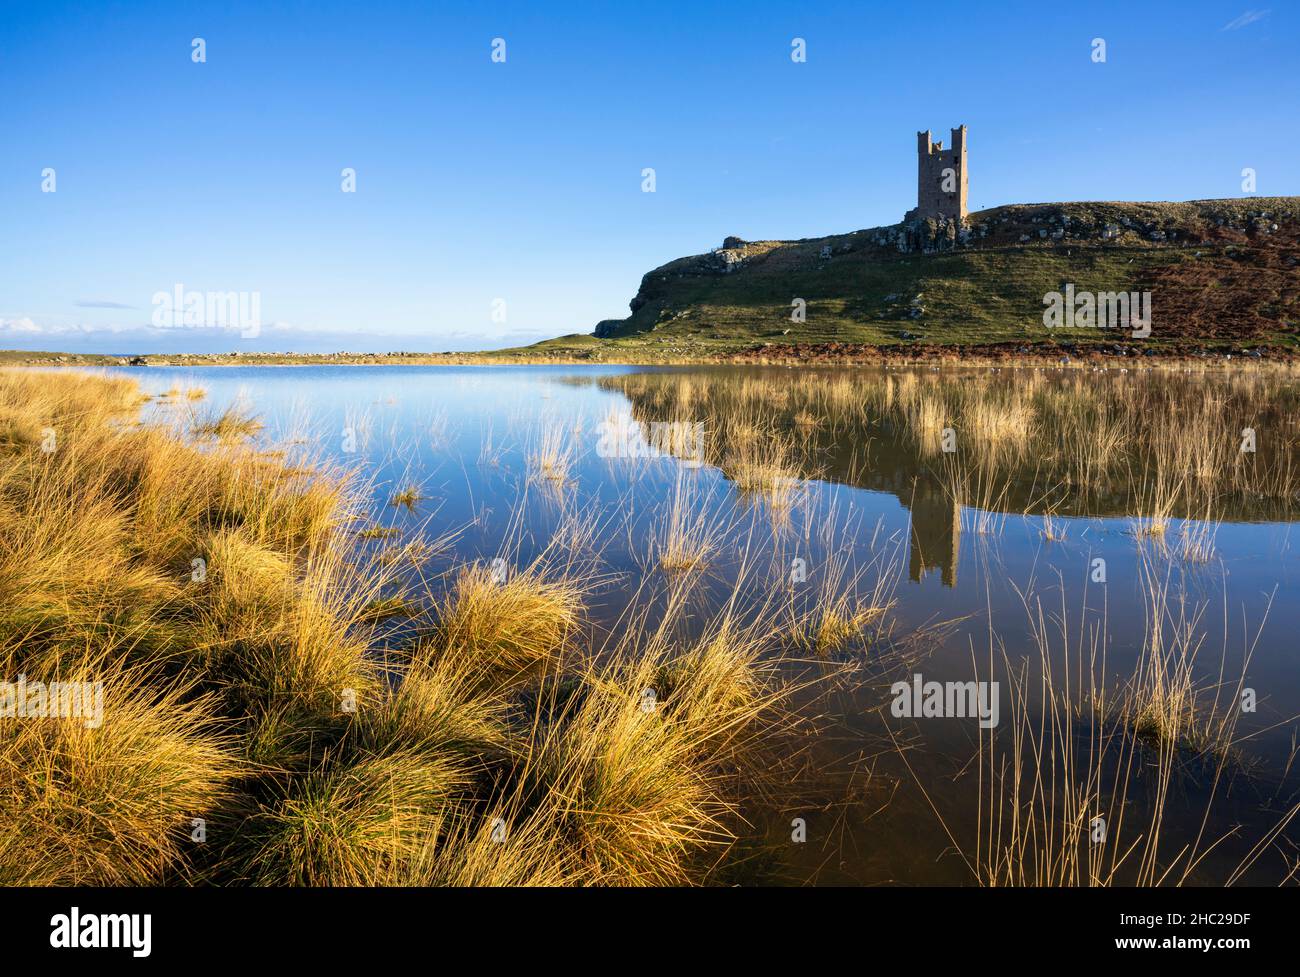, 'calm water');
106,363,1300,883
